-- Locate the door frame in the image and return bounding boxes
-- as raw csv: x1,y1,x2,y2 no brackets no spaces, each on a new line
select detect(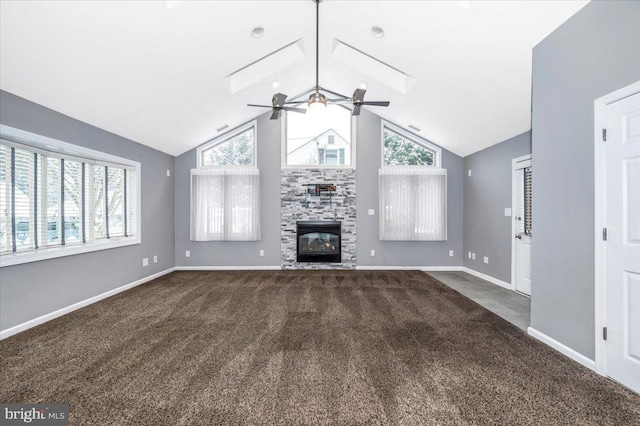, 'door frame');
594,80,640,376
511,154,532,292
